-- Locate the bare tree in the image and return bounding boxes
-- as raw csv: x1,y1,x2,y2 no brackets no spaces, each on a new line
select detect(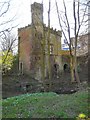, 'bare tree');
0,0,18,68
0,0,12,35
0,31,17,75
55,0,88,83
1,31,17,64
0,0,18,42
1,32,17,51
